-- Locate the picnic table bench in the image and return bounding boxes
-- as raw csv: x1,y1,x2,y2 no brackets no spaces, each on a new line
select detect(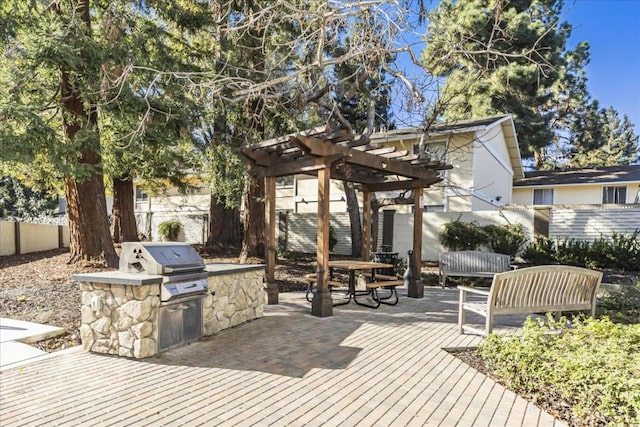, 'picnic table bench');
304,261,402,308
361,273,402,307
439,250,512,288
458,265,603,336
